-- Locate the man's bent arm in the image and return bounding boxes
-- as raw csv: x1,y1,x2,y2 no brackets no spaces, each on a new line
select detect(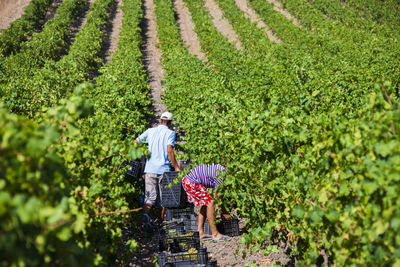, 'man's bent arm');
167,145,181,172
